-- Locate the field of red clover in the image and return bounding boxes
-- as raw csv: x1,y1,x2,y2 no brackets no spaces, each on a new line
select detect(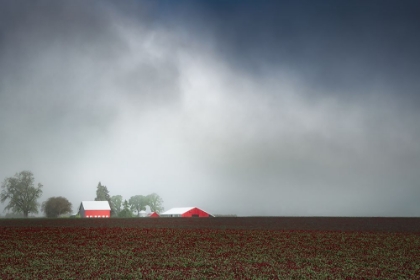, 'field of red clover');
1,217,419,279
